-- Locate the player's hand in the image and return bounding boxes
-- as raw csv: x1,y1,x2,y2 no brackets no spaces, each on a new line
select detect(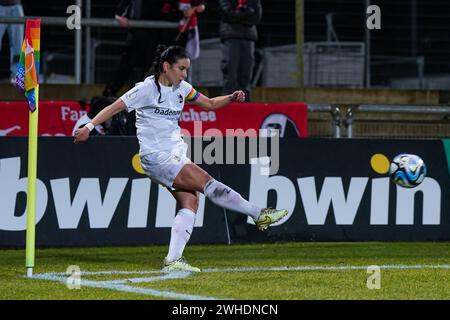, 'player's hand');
115,15,130,28
183,8,196,17
230,90,245,103
195,4,206,13
73,127,90,144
